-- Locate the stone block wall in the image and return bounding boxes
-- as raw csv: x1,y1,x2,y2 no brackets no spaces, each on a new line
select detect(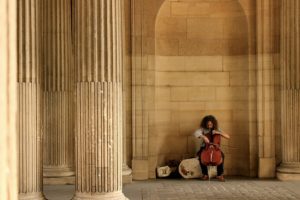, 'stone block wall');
152,0,257,177
132,0,258,178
